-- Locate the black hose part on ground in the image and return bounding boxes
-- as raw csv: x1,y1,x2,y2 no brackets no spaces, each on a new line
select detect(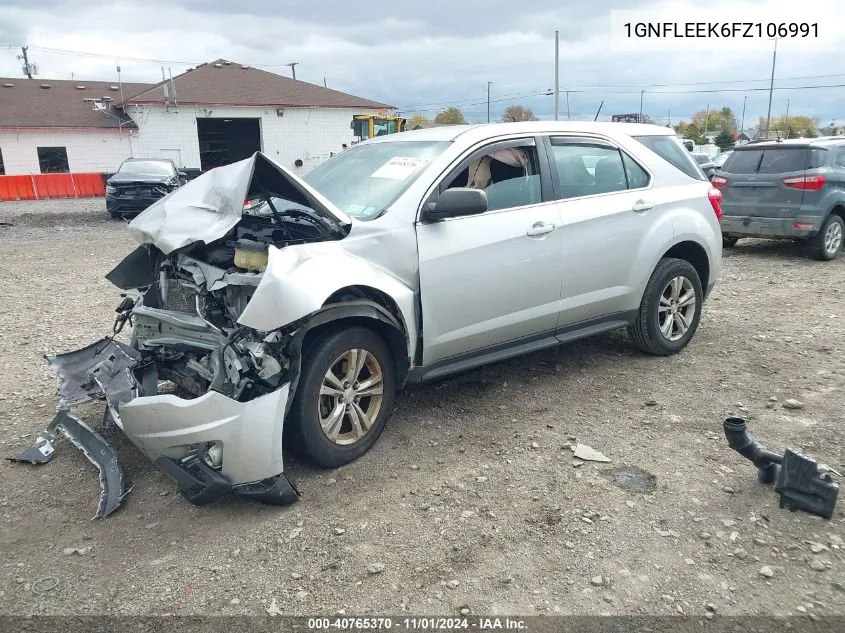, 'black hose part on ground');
723,417,783,484
723,417,839,519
